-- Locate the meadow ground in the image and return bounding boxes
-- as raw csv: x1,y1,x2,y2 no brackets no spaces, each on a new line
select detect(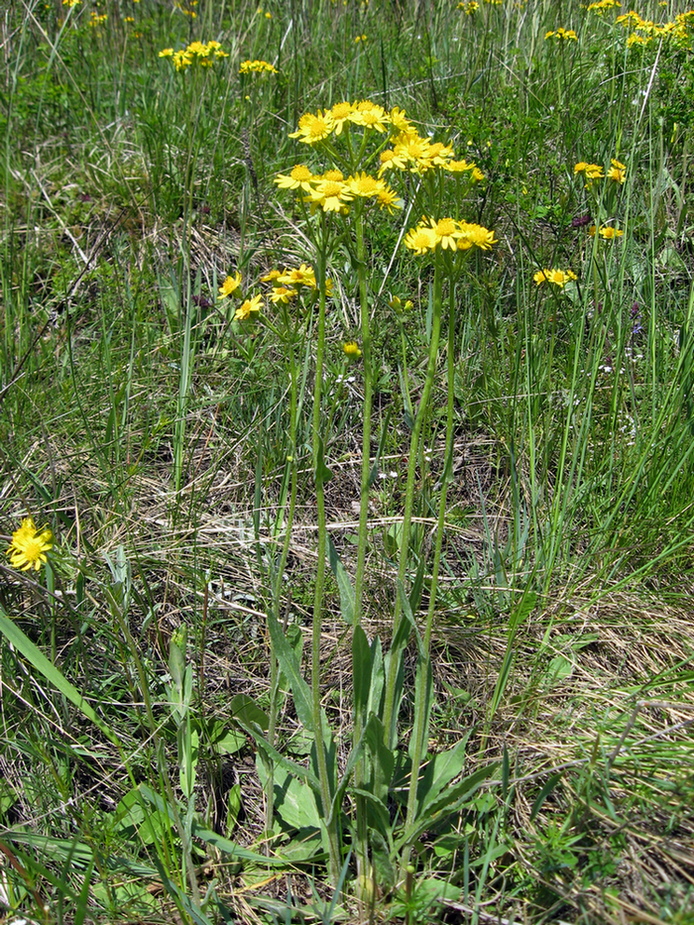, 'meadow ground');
2,1,694,922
